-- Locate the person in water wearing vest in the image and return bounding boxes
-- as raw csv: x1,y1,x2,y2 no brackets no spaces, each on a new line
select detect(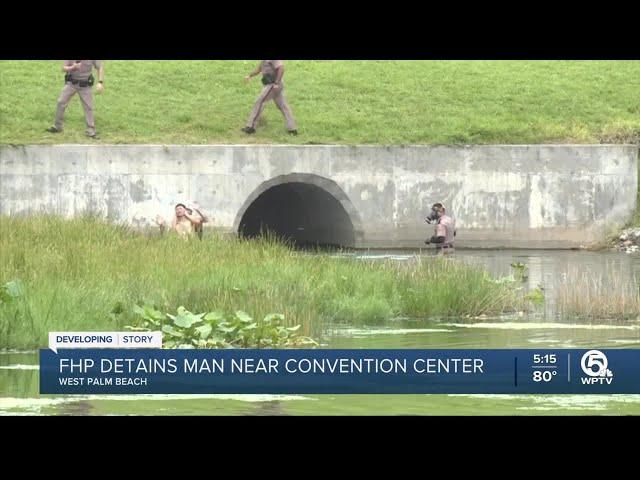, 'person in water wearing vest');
425,203,456,254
